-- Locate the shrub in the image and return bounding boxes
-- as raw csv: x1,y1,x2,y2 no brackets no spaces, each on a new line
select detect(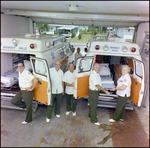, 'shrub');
71,32,76,38
78,34,82,40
